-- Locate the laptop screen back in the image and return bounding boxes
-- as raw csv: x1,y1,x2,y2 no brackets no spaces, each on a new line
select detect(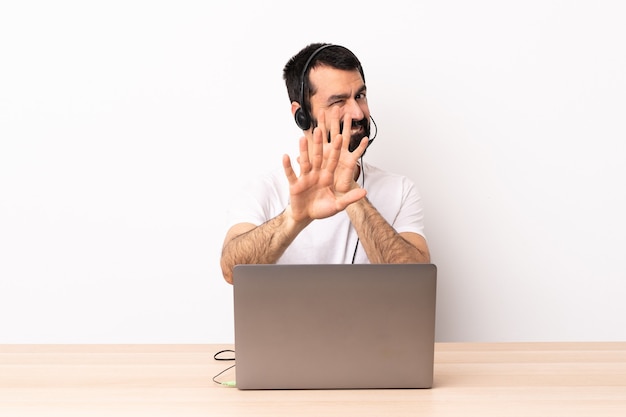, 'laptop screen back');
233,263,437,390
